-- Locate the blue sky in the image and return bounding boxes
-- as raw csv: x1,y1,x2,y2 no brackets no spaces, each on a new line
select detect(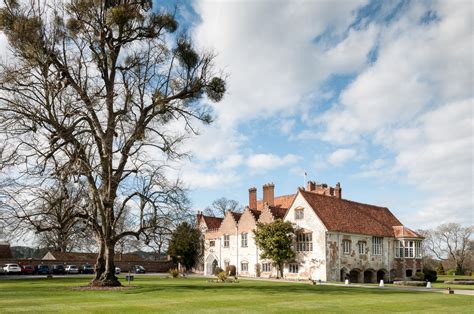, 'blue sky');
157,0,473,229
